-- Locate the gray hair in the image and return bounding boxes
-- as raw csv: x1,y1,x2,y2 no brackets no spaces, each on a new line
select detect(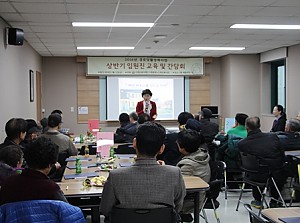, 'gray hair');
286,118,300,132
